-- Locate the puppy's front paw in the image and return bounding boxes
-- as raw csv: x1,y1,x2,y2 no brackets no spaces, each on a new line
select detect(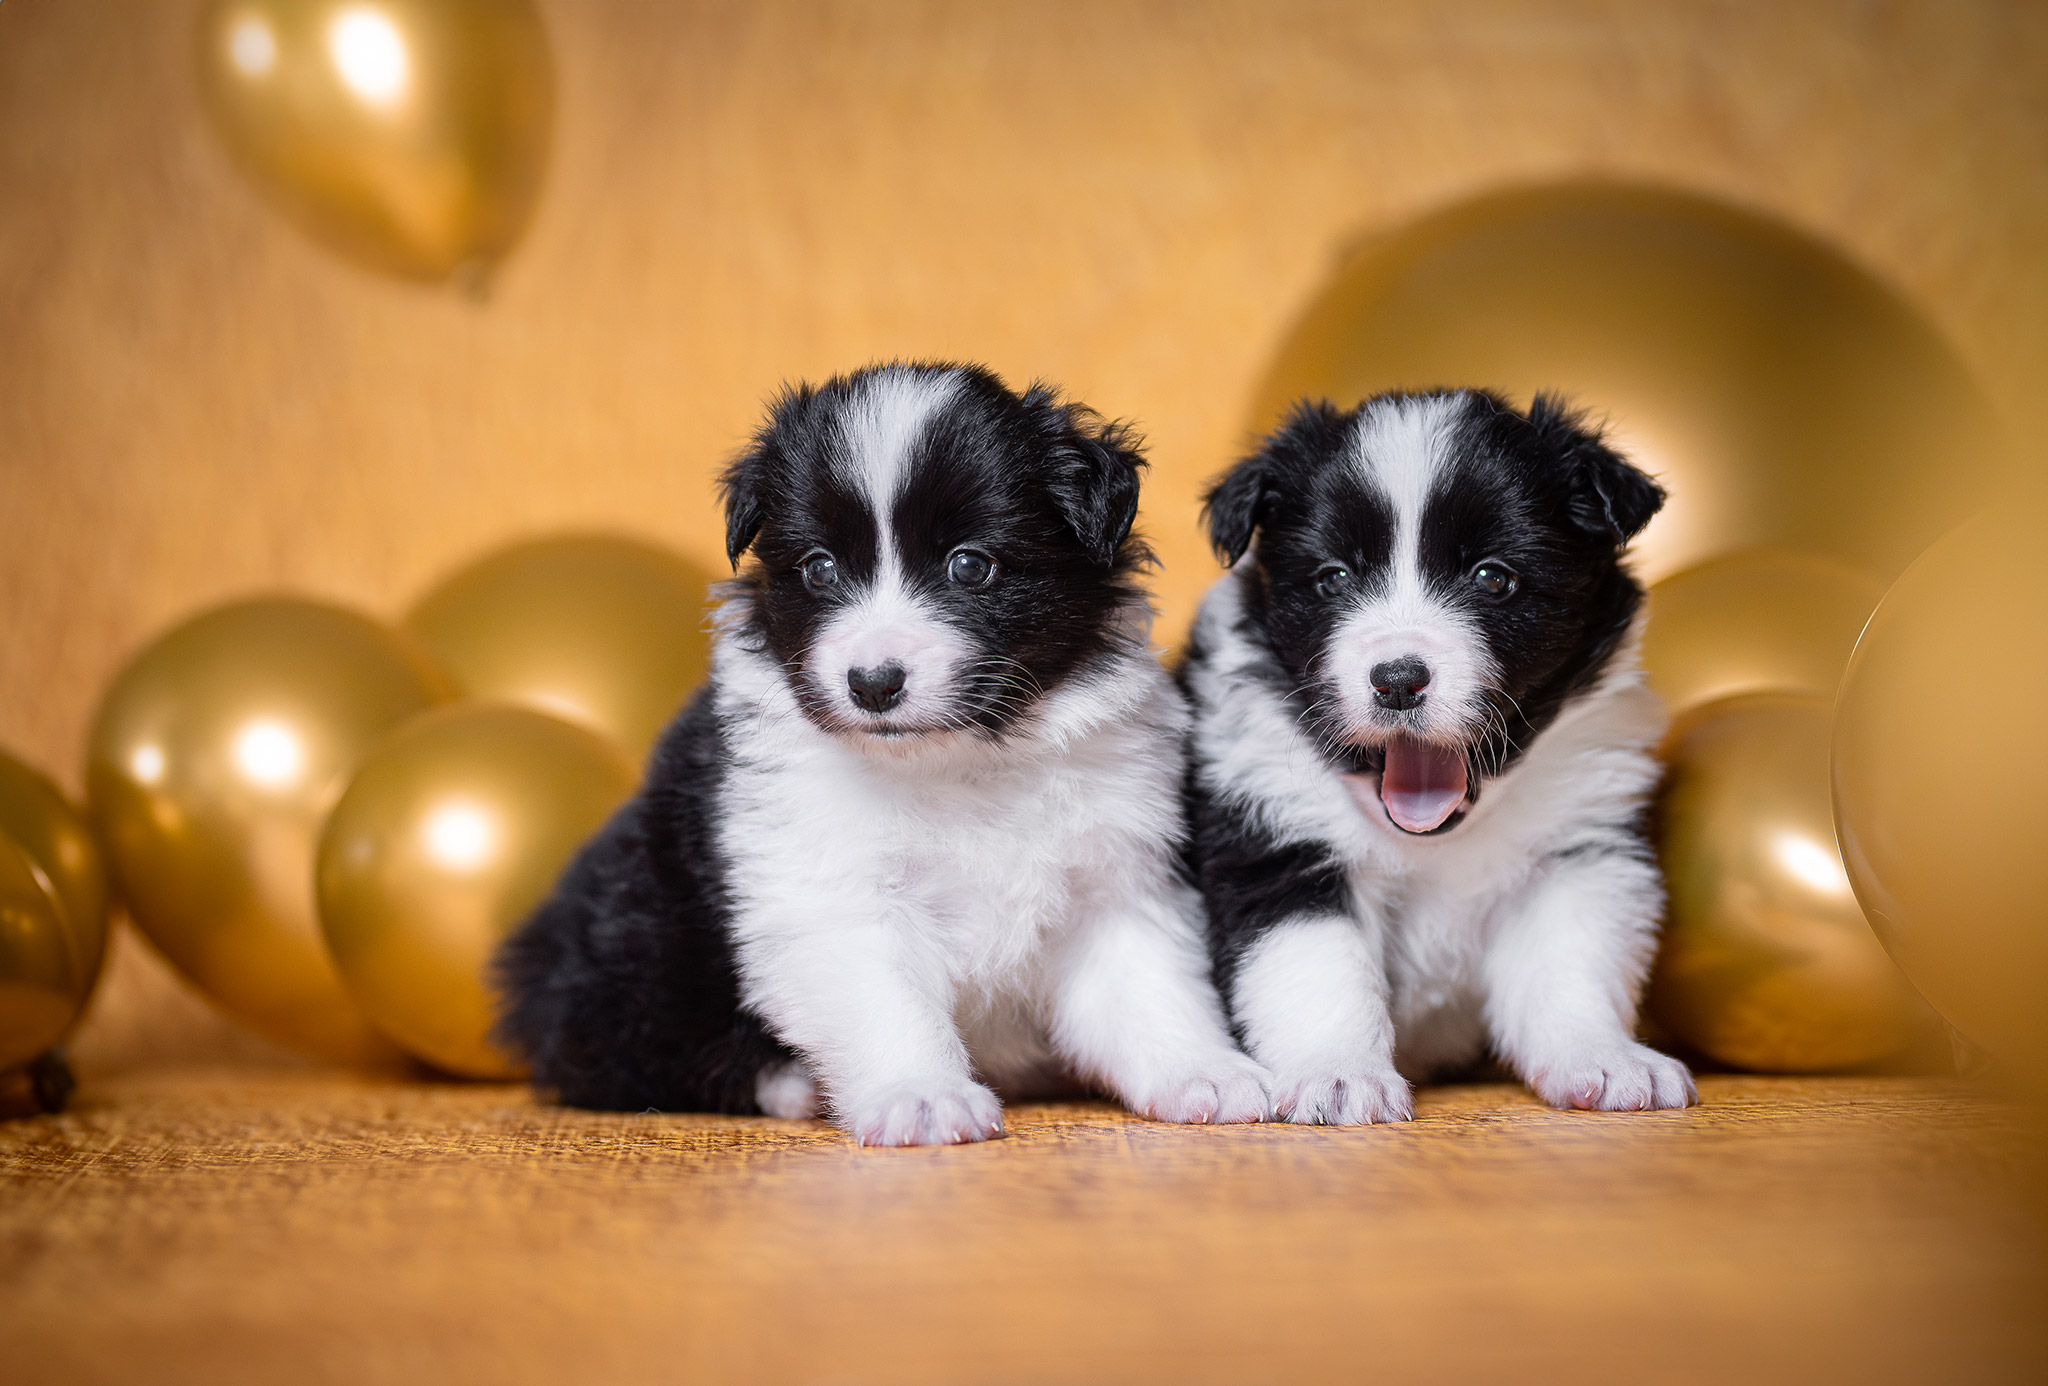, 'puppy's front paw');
1131,1054,1273,1125
1273,1066,1413,1125
844,1079,1005,1147
1528,1043,1697,1112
